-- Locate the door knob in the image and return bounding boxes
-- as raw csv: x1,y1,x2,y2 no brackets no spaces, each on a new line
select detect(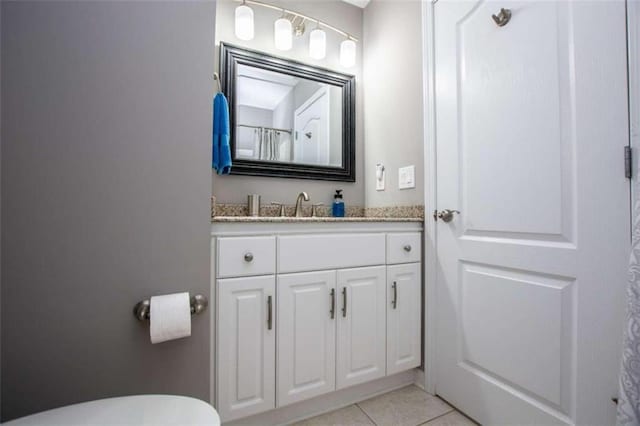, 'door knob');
436,209,460,223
